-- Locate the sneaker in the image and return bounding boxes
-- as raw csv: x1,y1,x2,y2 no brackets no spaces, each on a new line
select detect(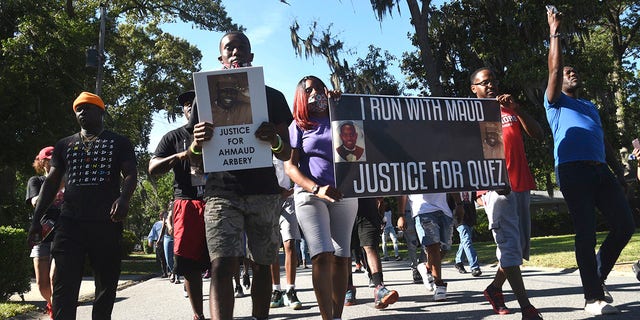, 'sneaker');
382,256,389,261
602,282,613,304
183,284,189,298
411,267,423,284
454,262,468,274
368,278,375,288
584,299,619,315
632,260,640,281
174,275,181,284
45,302,53,320
483,284,510,315
193,314,205,320
169,273,176,283
471,268,482,277
344,286,357,306
270,289,284,308
417,263,435,291
284,288,303,310
235,285,244,298
395,255,402,261
374,285,399,309
354,263,364,273
242,272,251,290
433,283,447,301
521,304,543,320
